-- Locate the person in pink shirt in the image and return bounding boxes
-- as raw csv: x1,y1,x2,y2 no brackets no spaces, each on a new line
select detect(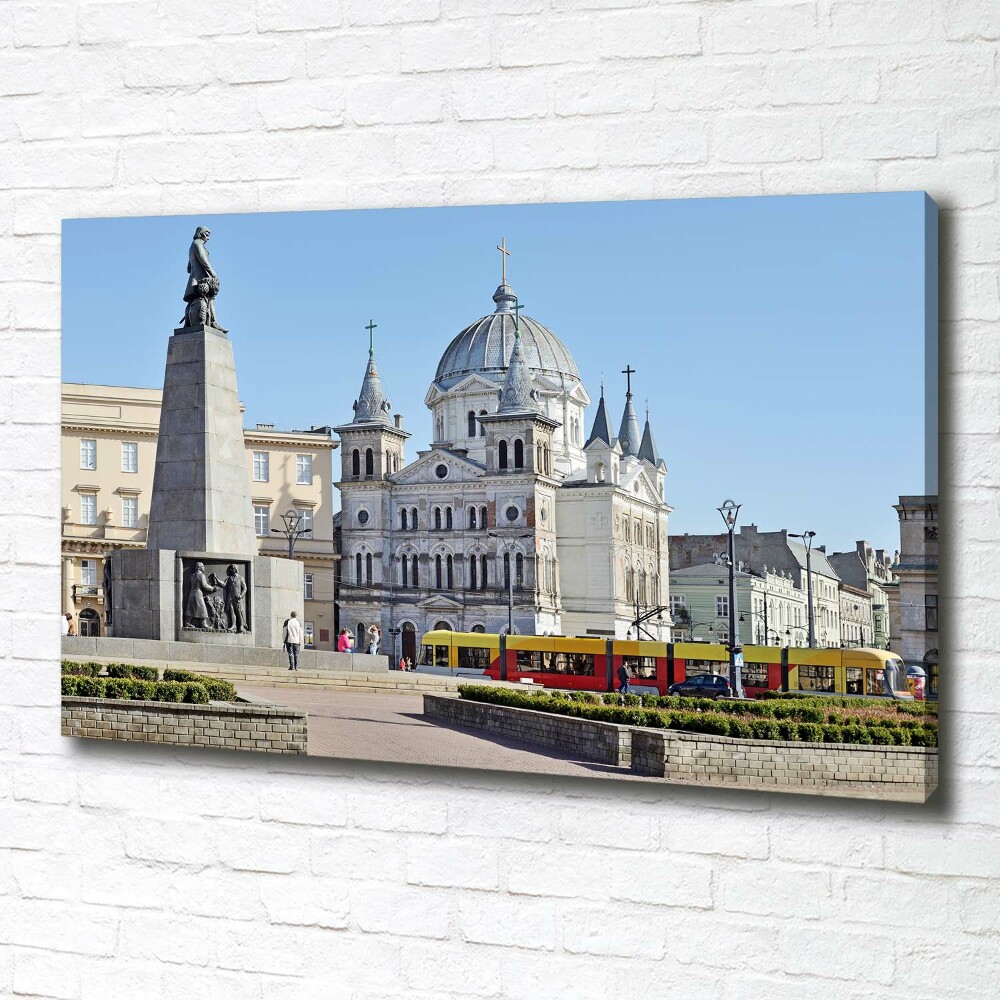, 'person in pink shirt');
337,628,354,653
